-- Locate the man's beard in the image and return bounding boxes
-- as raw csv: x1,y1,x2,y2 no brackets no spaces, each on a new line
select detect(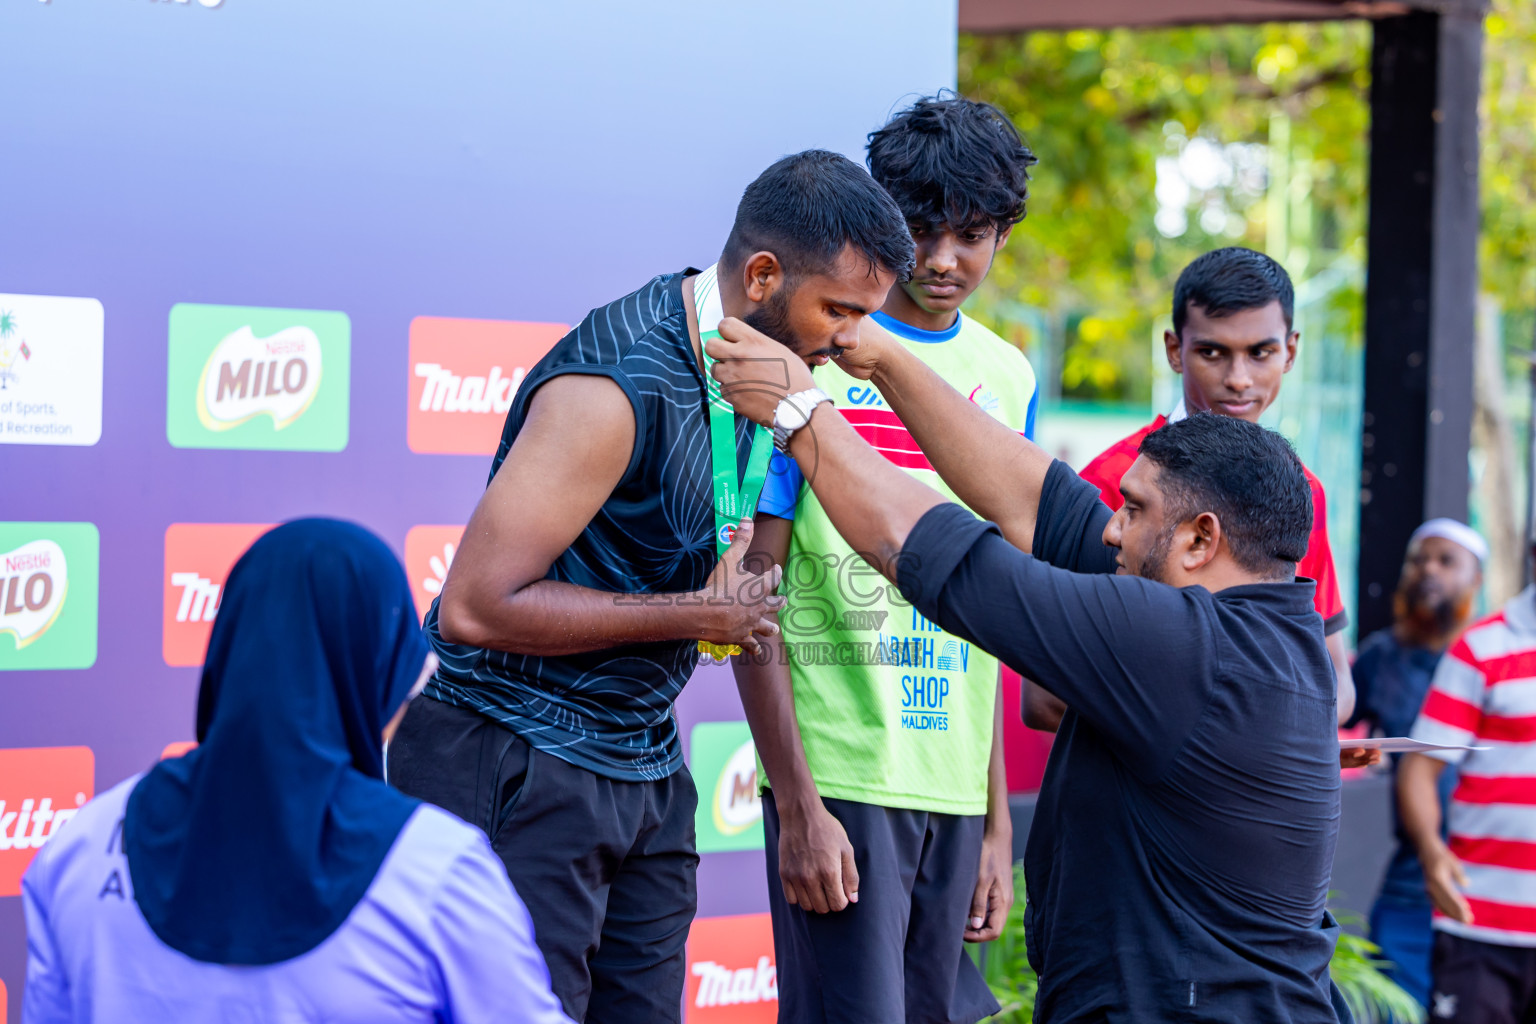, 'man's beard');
1131,524,1179,584
743,290,836,362
1395,580,1473,639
